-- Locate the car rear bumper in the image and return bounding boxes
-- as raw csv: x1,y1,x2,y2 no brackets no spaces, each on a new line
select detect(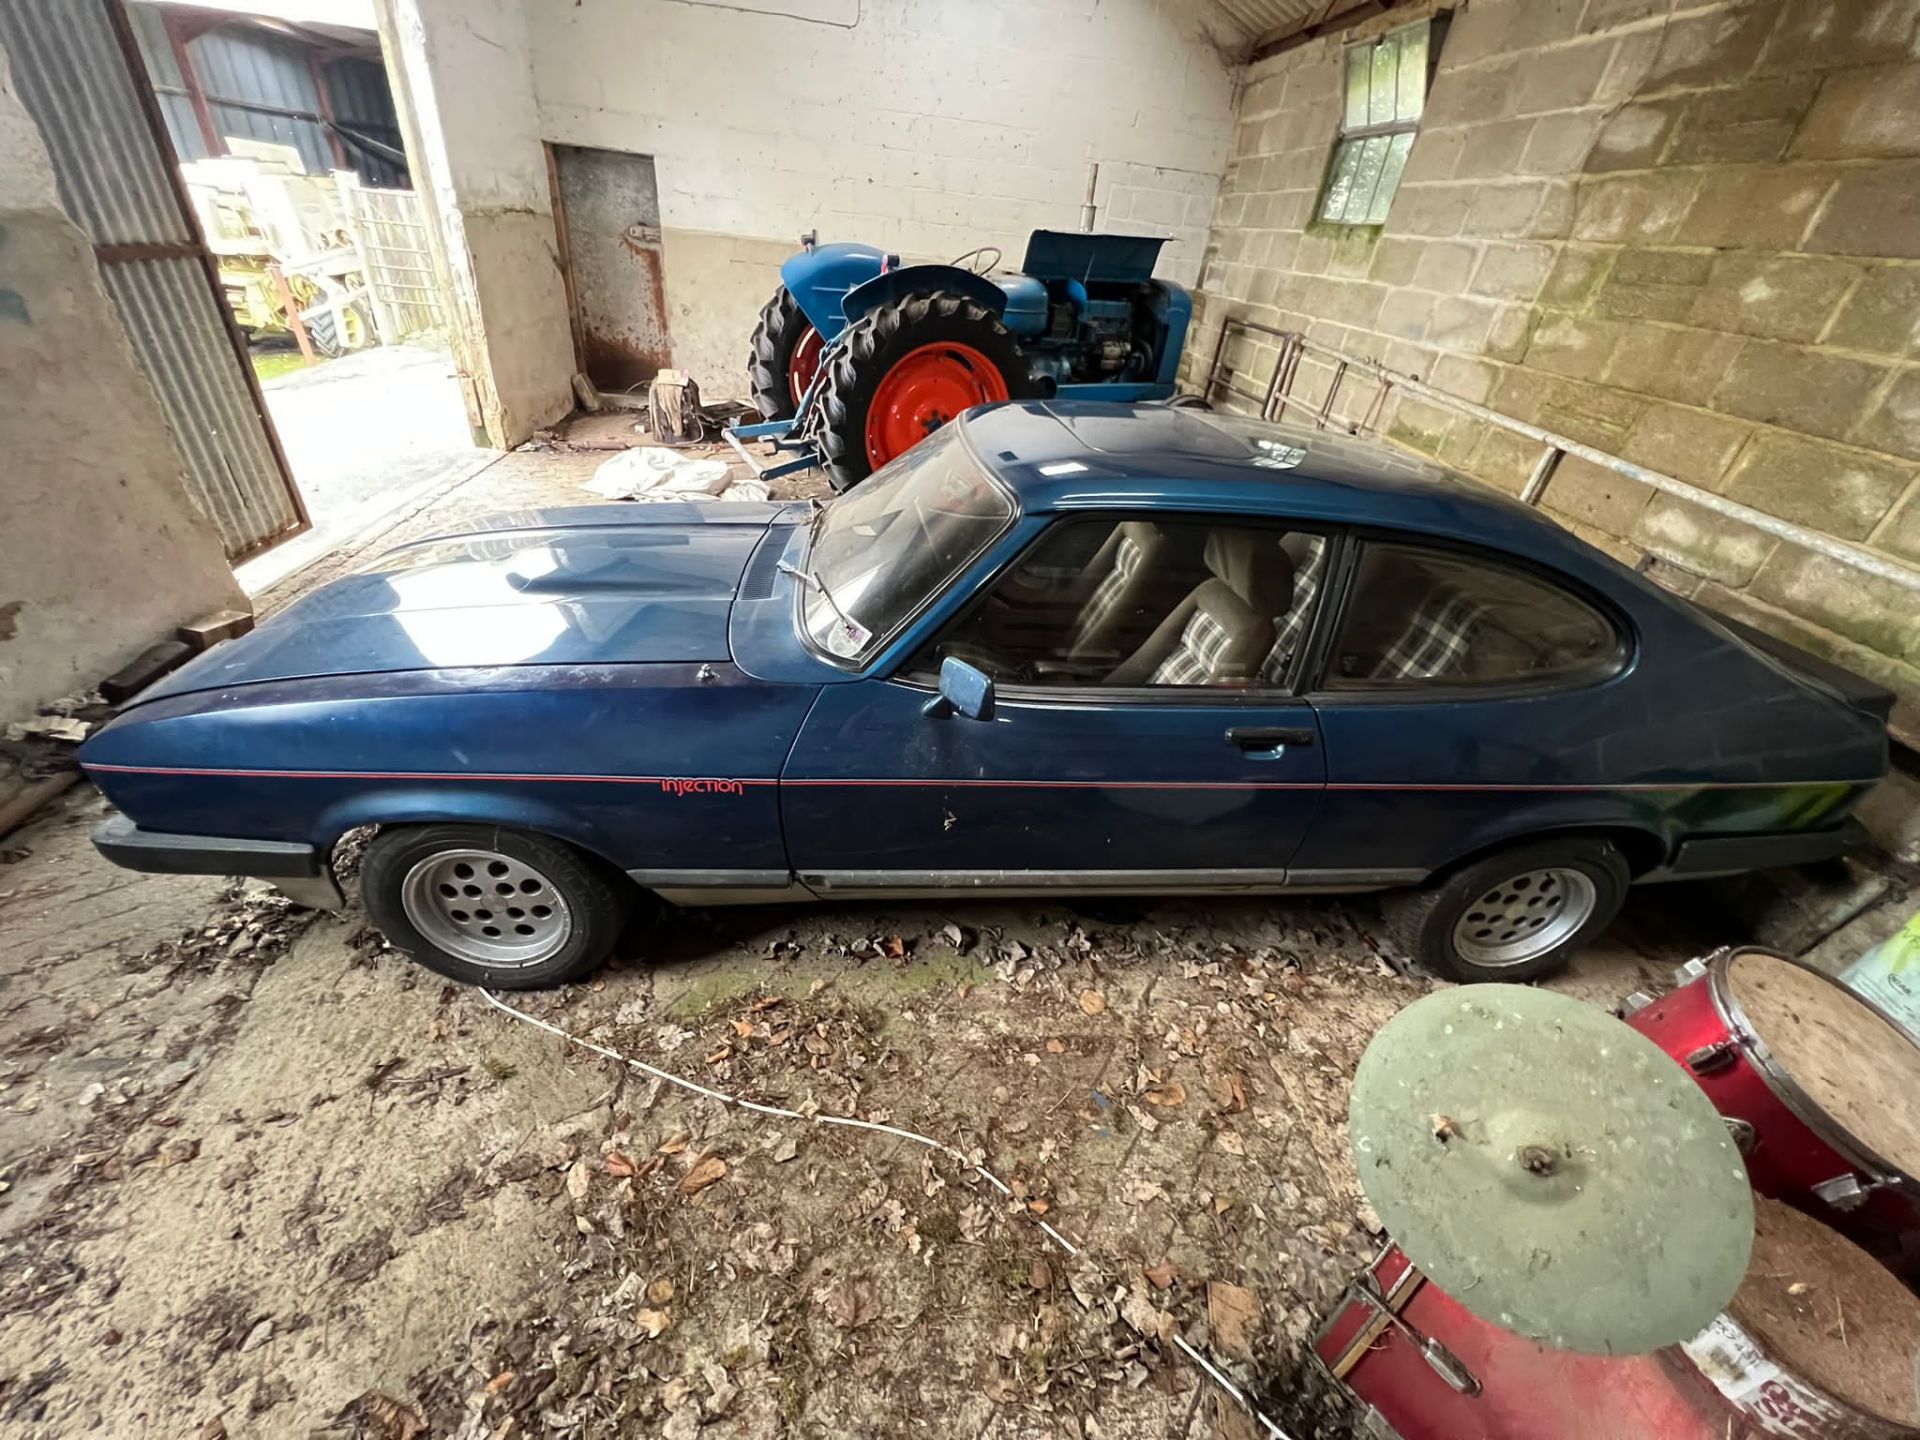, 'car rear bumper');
1641,817,1870,882
92,815,344,910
